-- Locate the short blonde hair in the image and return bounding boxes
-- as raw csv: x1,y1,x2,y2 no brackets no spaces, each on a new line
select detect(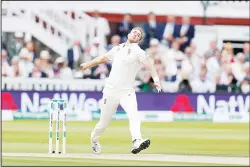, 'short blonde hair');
131,27,144,41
